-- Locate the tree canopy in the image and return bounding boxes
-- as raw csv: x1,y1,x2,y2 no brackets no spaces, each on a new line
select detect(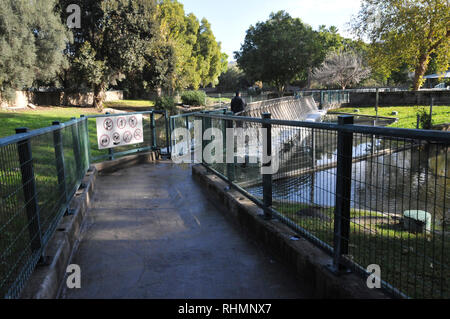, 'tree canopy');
0,0,70,100
312,50,371,90
352,0,450,90
156,0,227,91
235,11,341,93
